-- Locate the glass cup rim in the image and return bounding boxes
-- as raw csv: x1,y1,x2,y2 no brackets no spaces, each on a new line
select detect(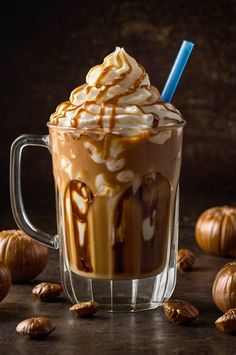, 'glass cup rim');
47,120,186,134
